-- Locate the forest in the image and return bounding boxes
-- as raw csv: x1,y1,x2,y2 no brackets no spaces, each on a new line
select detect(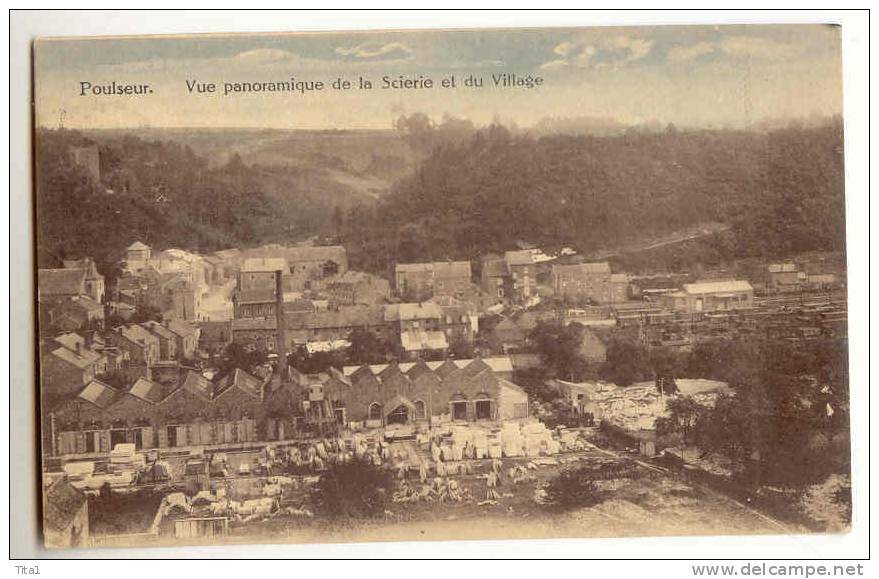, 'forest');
36,116,845,282
340,118,845,276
